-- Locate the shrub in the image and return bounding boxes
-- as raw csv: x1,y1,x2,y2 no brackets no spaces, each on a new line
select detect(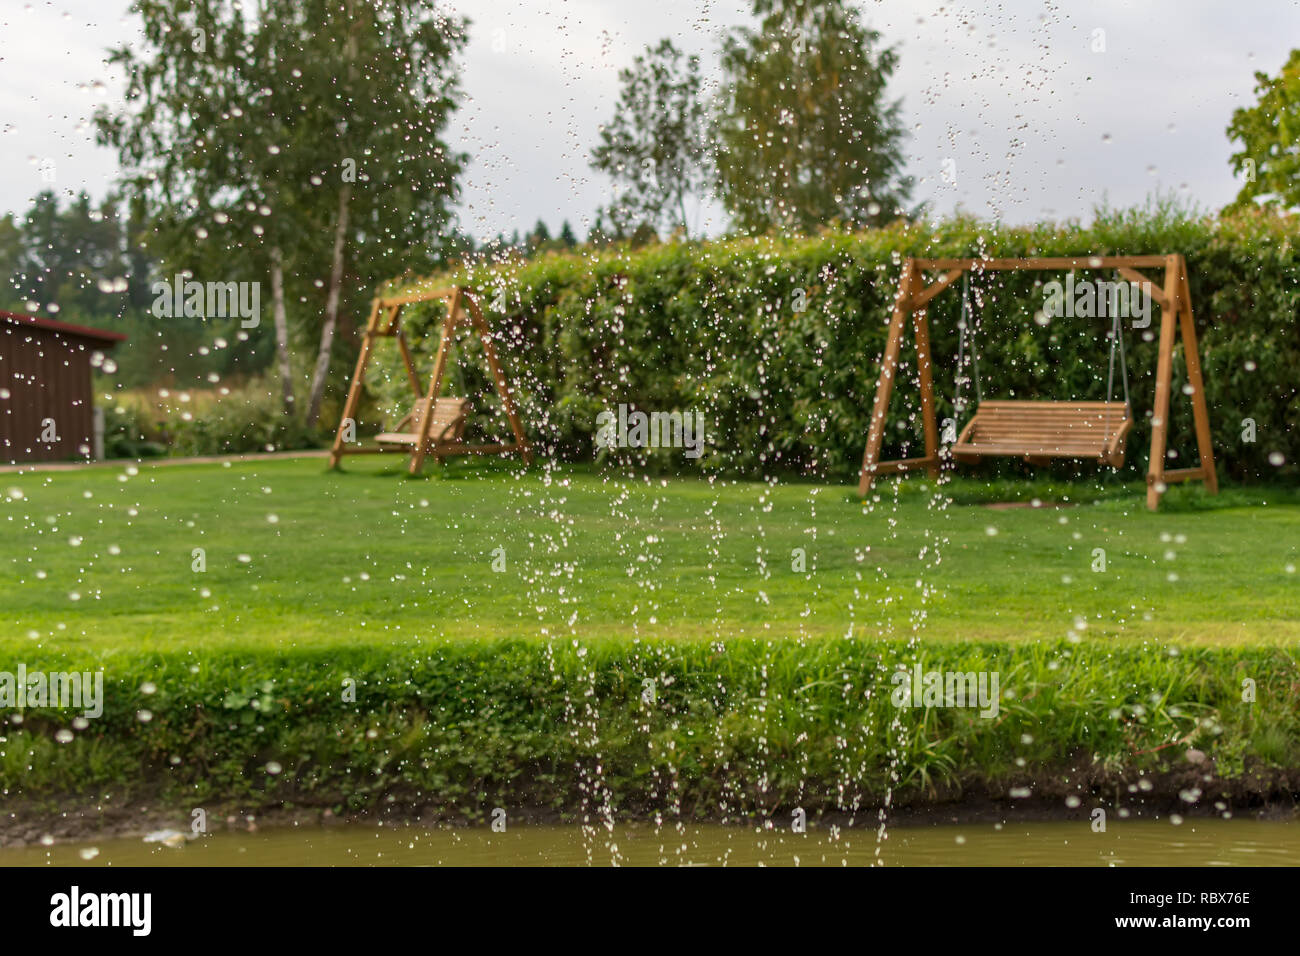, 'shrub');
104,380,322,458
102,396,167,459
